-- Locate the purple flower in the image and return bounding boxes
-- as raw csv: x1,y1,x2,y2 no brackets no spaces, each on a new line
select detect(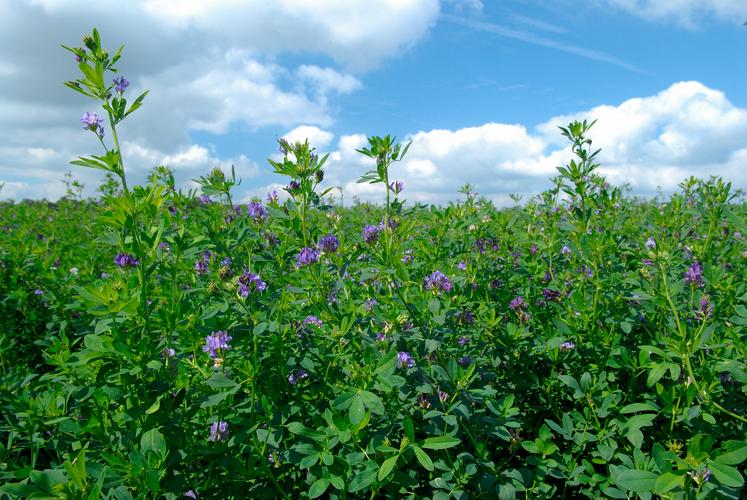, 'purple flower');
303,315,323,328
158,242,170,252
438,390,449,403
266,190,279,204
645,237,656,251
362,224,380,244
559,341,575,351
457,261,467,271
220,256,232,268
74,48,85,62
509,296,526,311
200,195,212,204
203,331,232,359
288,369,308,385
80,112,104,138
698,295,713,320
318,234,340,254
684,260,703,287
162,347,176,358
184,490,197,499
423,270,452,293
113,75,129,95
389,180,404,194
561,244,571,256
34,289,44,295
238,271,267,297
530,244,538,256
364,298,378,311
458,336,469,346
246,201,267,223
375,333,387,342
543,288,561,302
287,180,300,192
295,247,319,267
115,252,139,268
195,258,208,275
402,249,414,264
458,355,473,367
209,420,229,442
397,351,415,369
